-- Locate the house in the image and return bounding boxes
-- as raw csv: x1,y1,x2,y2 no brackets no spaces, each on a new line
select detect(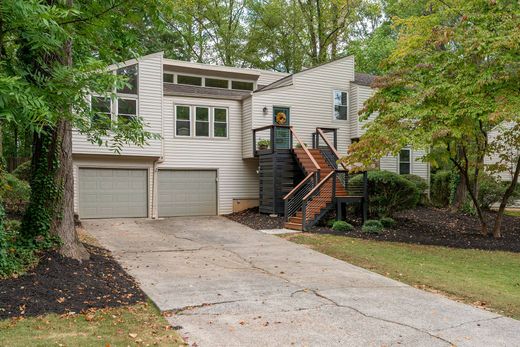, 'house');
72,52,429,228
